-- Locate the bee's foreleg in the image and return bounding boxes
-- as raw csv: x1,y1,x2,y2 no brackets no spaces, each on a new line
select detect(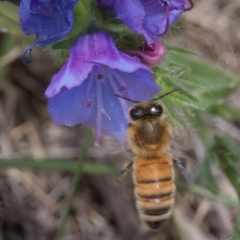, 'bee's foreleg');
115,161,133,183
